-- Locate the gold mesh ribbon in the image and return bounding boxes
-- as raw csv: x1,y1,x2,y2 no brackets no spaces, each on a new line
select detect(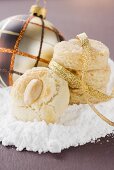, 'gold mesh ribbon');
49,60,112,101
49,33,114,126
